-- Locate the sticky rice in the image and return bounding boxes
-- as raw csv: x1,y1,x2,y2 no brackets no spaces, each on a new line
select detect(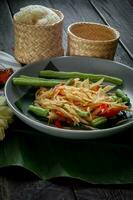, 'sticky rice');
14,5,60,25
